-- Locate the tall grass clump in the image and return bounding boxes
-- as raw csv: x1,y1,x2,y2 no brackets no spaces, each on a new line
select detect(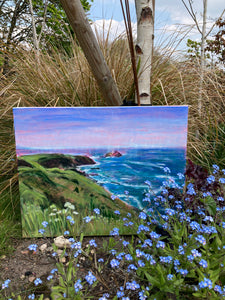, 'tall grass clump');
0,26,224,250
